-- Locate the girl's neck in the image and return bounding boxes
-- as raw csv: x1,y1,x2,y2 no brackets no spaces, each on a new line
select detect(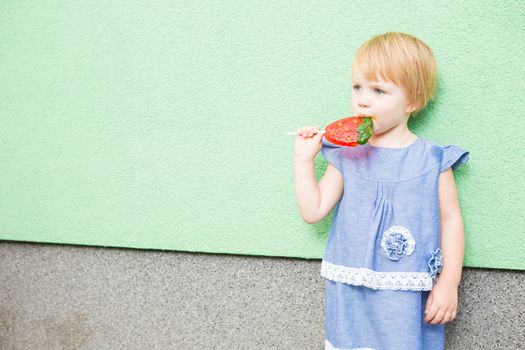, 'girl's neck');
368,127,417,149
